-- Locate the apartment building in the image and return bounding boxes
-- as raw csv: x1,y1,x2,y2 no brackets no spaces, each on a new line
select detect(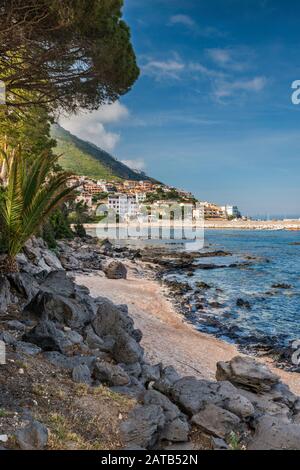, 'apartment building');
221,205,241,219
108,194,139,219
